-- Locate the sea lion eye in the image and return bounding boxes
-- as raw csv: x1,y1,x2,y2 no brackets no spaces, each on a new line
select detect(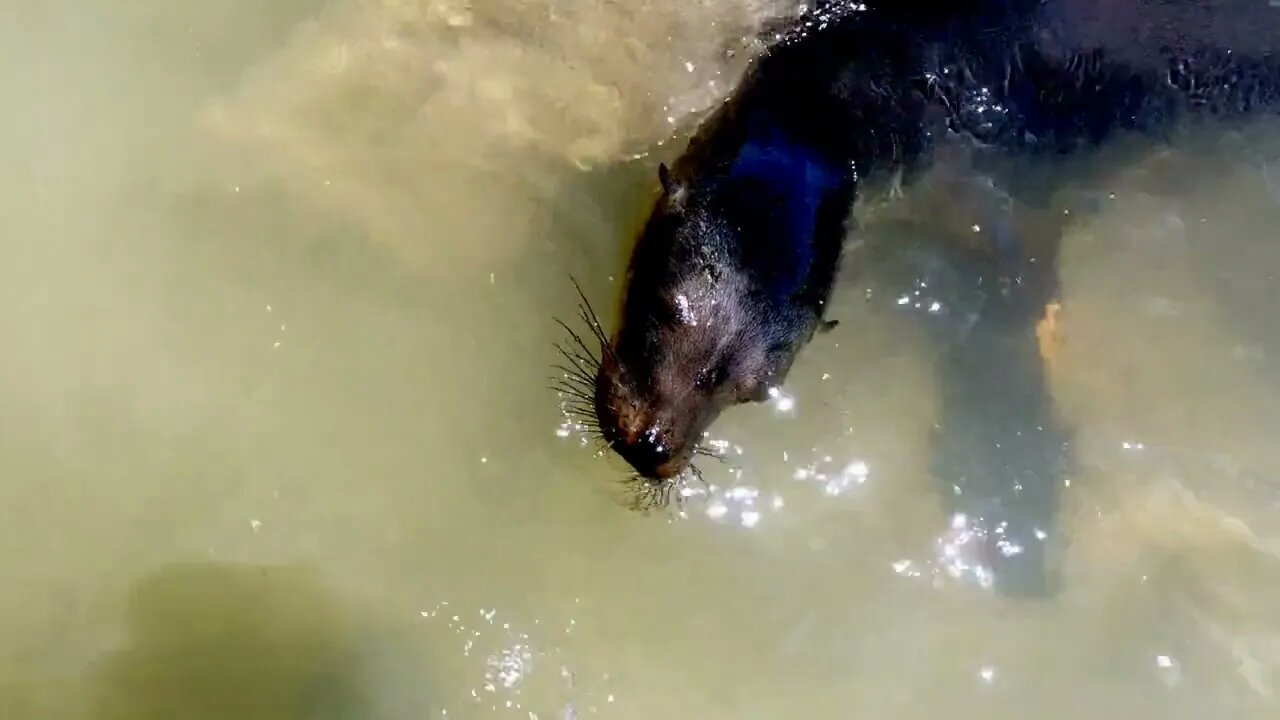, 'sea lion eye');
696,364,728,391
735,376,766,403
